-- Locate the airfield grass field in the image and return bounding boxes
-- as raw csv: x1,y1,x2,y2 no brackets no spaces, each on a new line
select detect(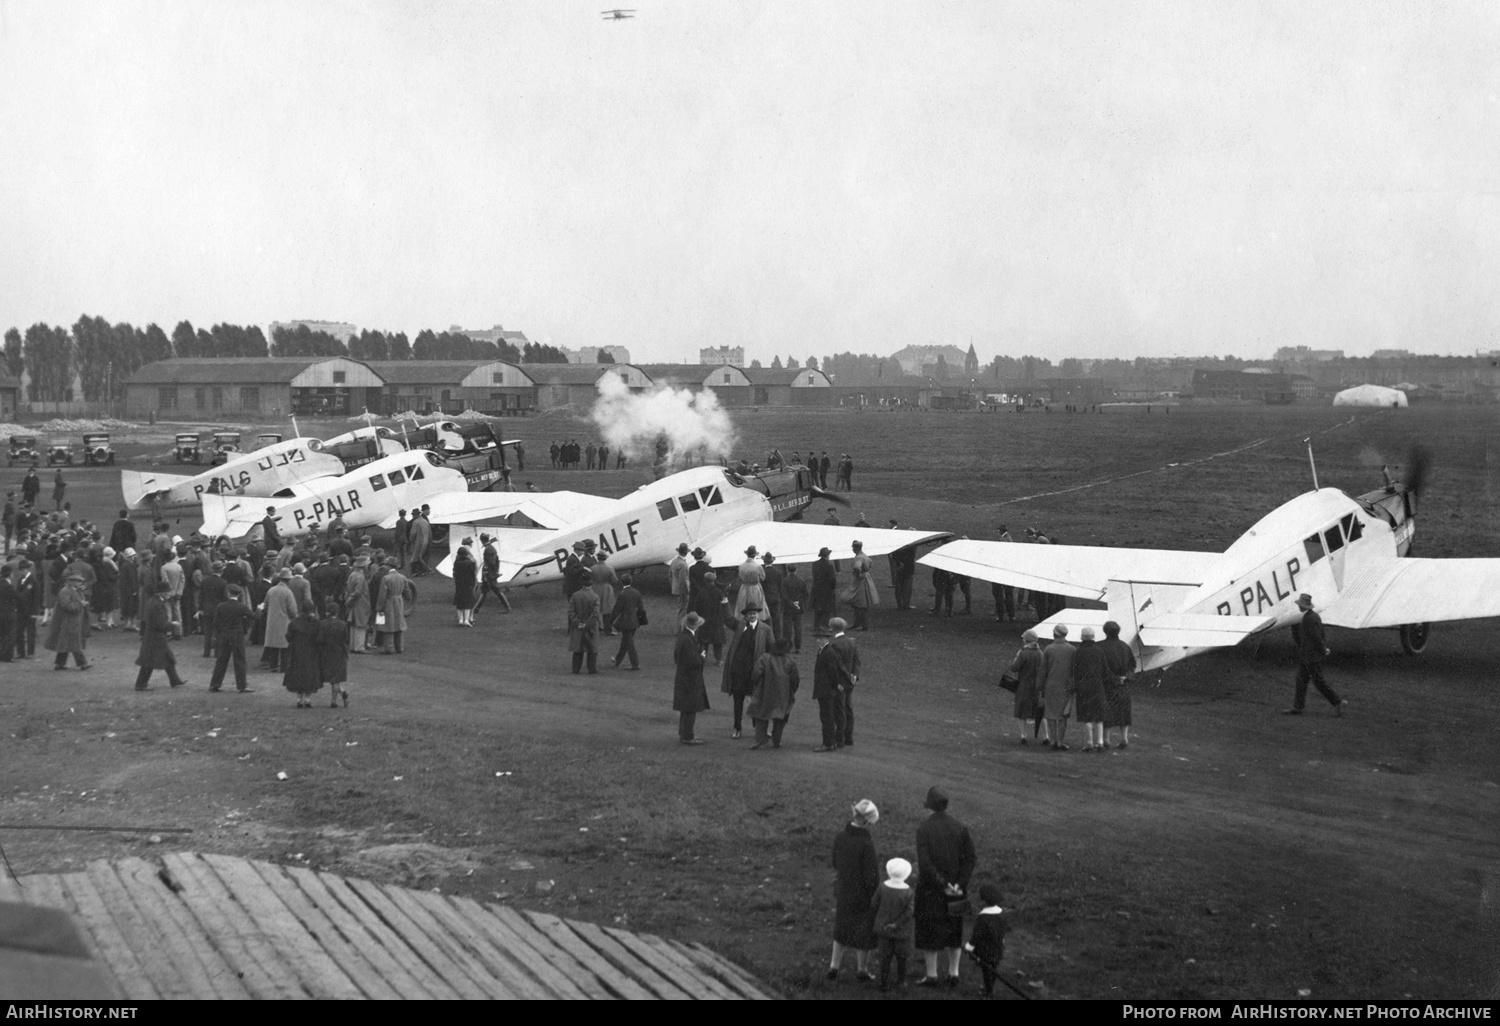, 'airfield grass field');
2,402,1498,1000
